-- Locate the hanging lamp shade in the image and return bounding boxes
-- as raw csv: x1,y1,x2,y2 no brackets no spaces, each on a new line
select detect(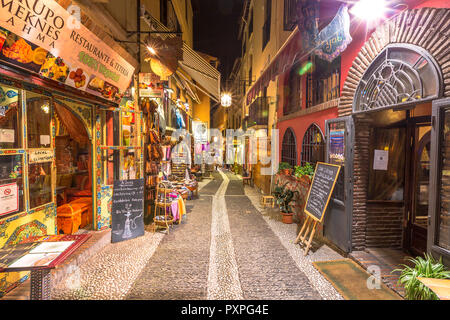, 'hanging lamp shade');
150,58,173,81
